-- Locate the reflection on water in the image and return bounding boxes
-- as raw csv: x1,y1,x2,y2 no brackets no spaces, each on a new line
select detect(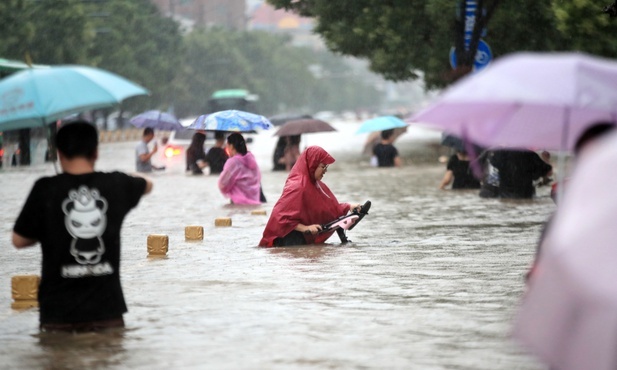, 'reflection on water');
29,330,127,370
264,245,339,261
0,122,551,369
